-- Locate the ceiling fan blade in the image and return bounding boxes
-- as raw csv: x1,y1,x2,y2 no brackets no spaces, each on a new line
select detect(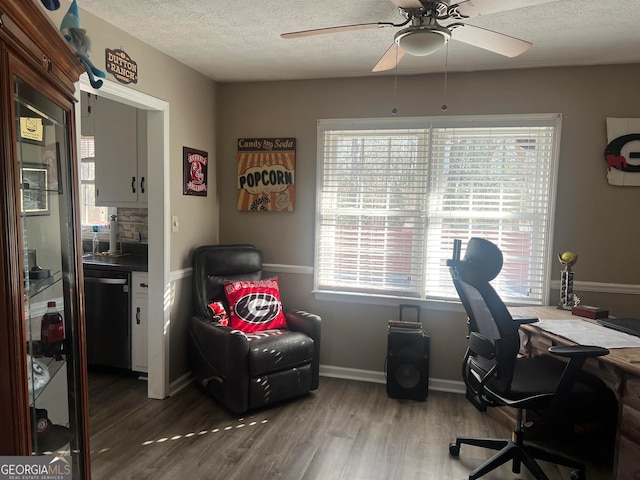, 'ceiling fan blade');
451,0,559,18
389,0,423,8
281,22,391,39
451,24,532,57
372,43,406,72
